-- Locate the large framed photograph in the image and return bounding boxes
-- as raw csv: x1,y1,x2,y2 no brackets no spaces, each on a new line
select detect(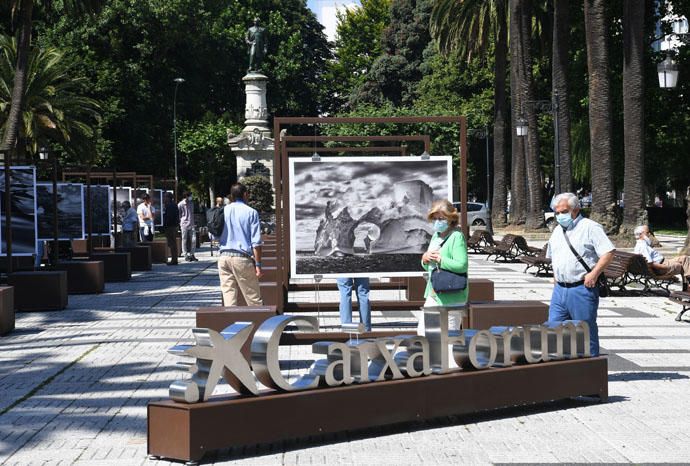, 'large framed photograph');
152,188,164,226
110,187,133,228
36,183,85,240
289,156,453,278
0,166,38,256
87,185,112,236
